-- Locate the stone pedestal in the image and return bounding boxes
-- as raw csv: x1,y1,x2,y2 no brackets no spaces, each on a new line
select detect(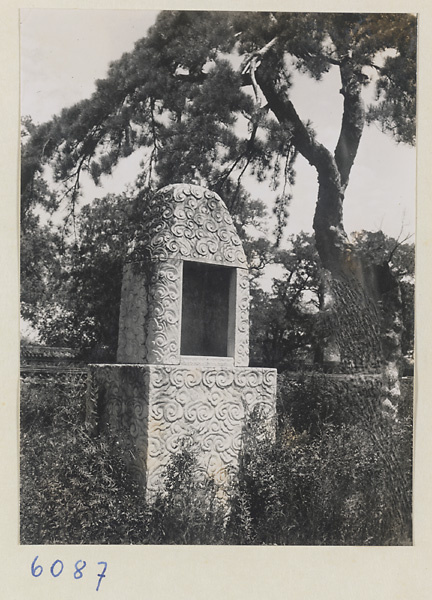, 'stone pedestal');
89,364,276,497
